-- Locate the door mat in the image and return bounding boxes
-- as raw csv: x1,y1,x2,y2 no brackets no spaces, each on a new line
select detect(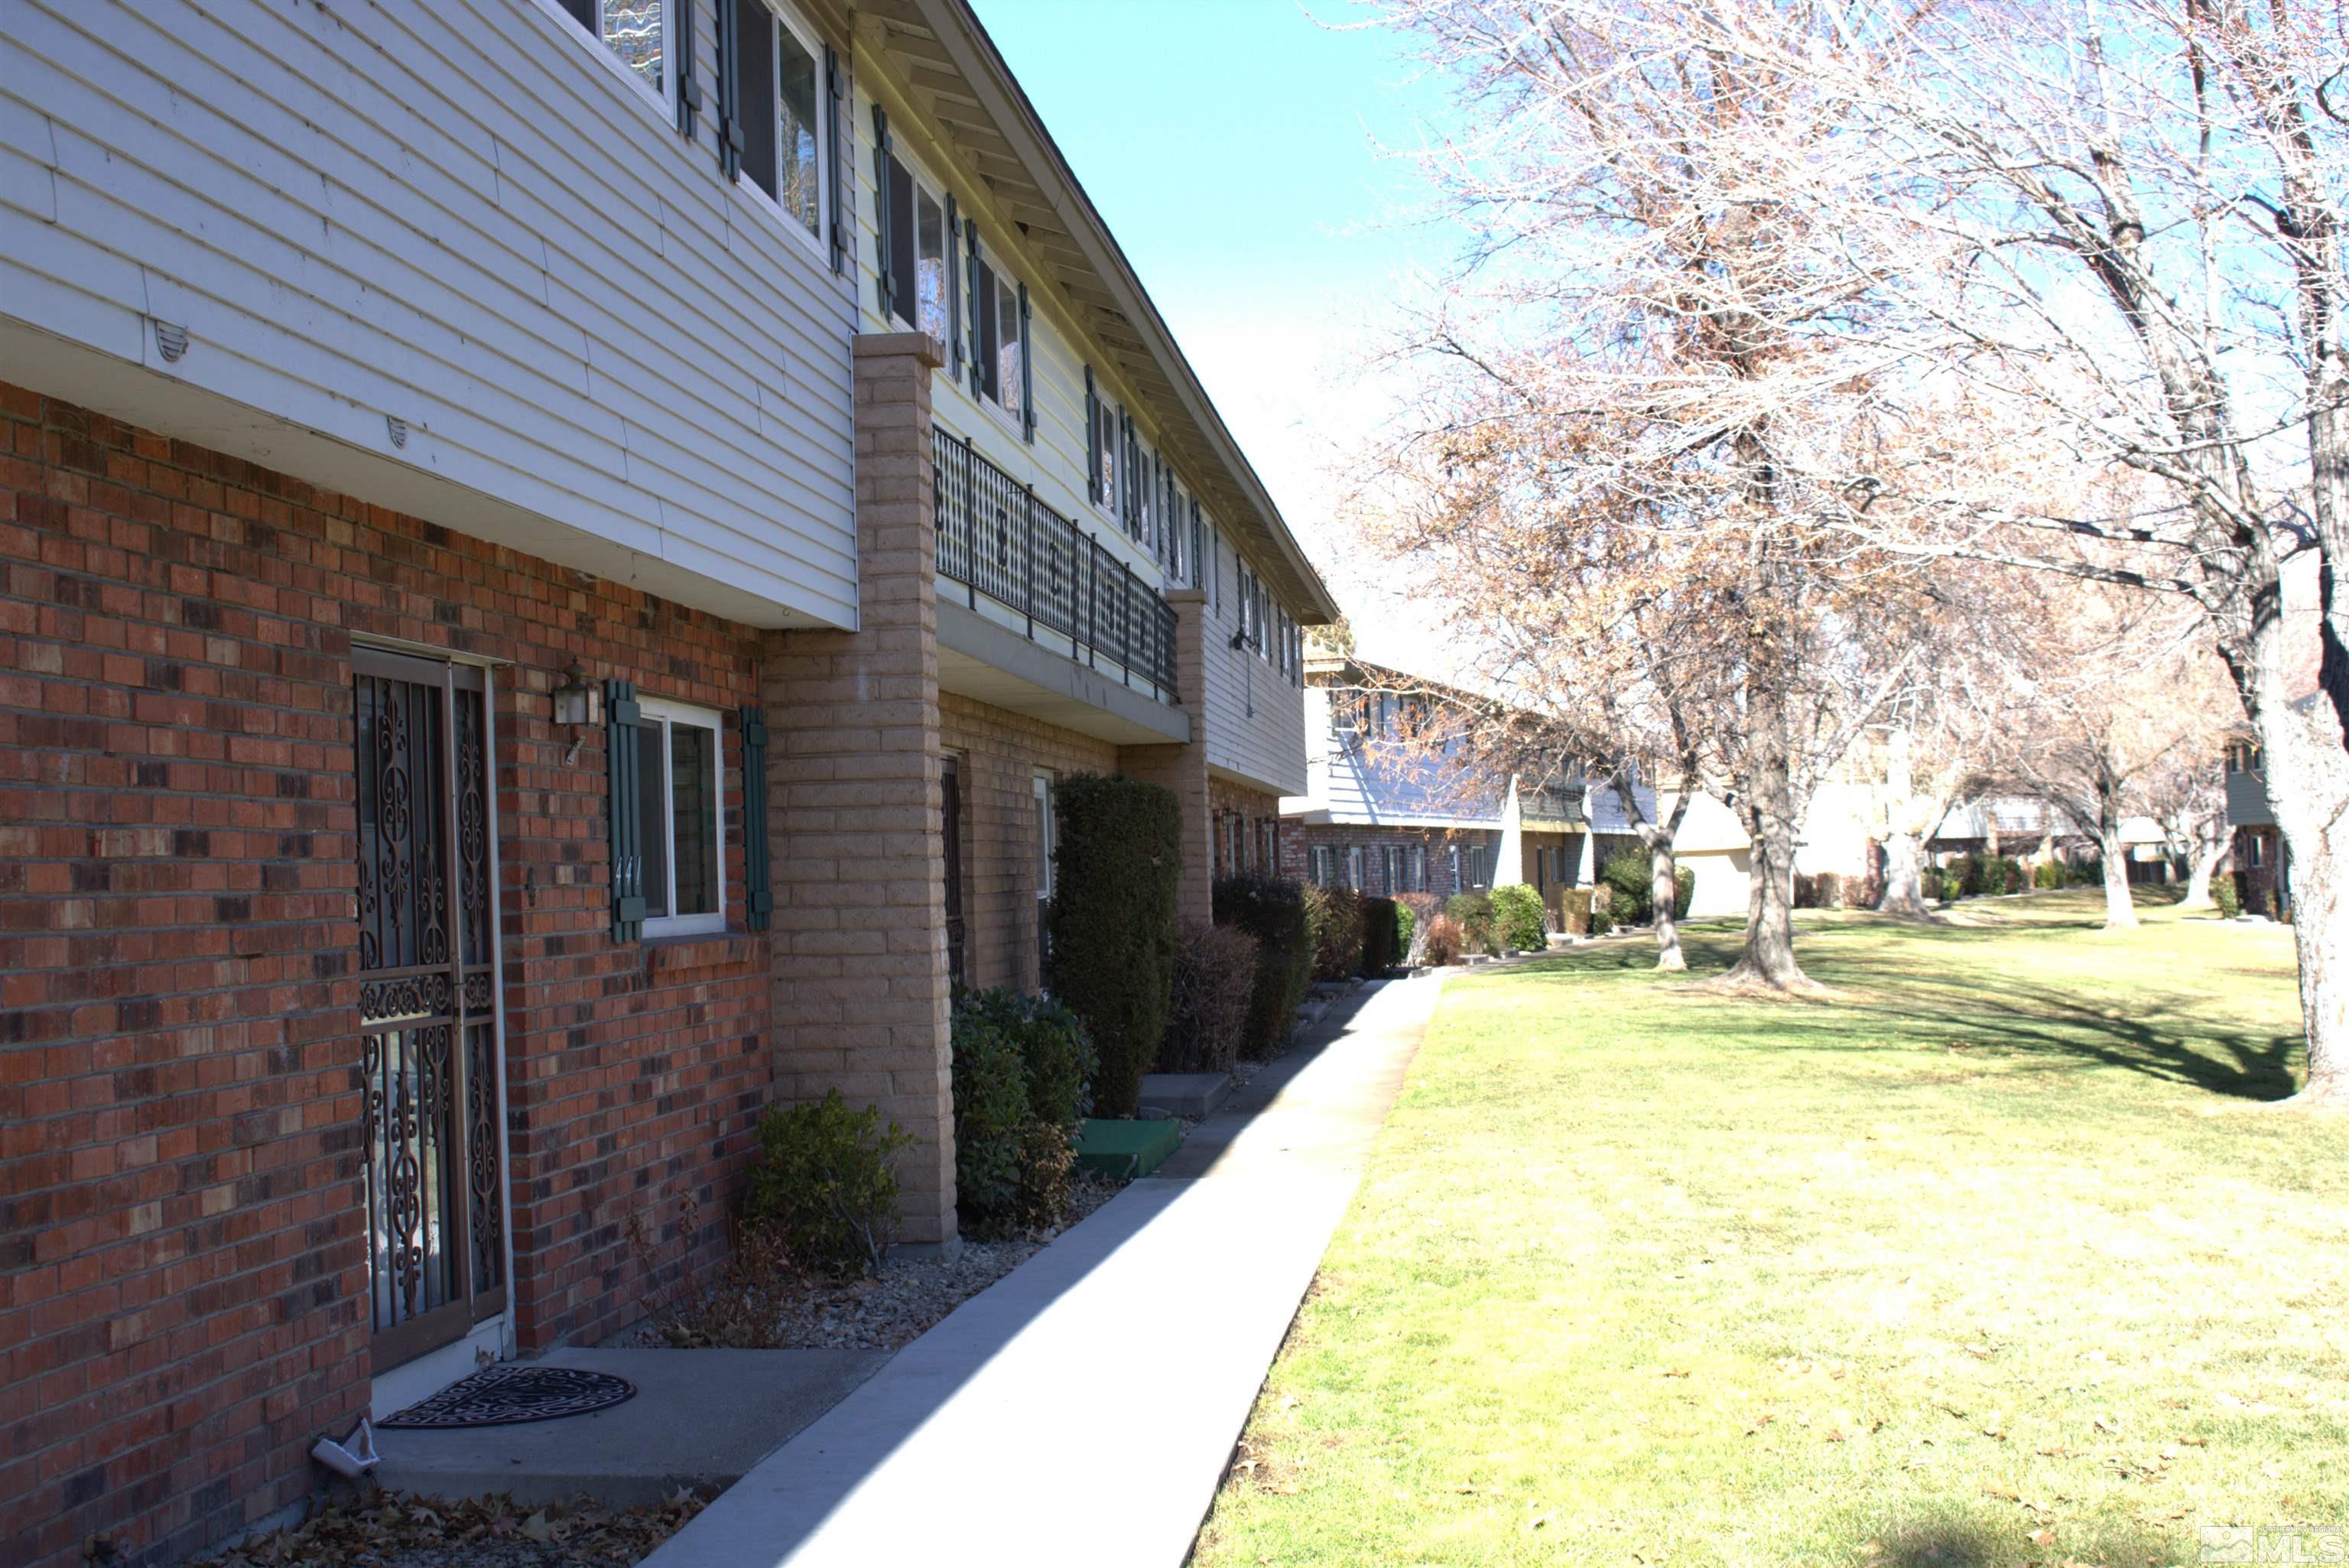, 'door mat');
378,1365,637,1429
